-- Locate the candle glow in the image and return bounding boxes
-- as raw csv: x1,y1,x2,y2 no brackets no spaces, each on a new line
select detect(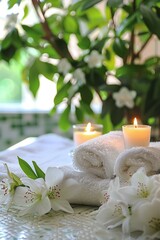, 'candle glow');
73,123,103,146
85,122,91,132
134,117,138,127
122,118,151,148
